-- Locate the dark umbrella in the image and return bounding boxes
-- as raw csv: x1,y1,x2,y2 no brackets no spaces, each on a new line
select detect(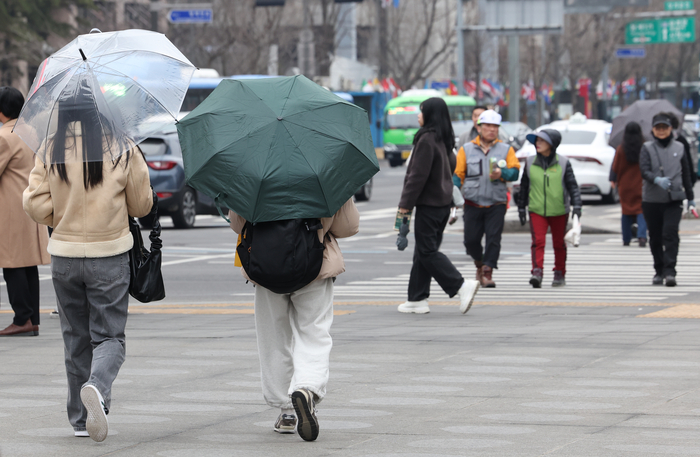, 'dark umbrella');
609,100,684,148
177,75,379,223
